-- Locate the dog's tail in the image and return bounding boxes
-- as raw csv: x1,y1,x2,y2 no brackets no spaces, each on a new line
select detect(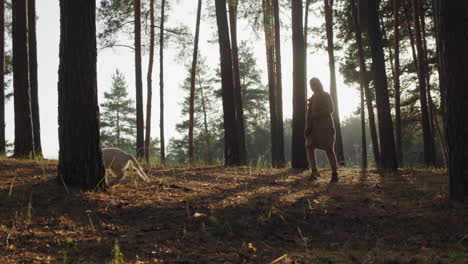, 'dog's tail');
129,155,150,182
